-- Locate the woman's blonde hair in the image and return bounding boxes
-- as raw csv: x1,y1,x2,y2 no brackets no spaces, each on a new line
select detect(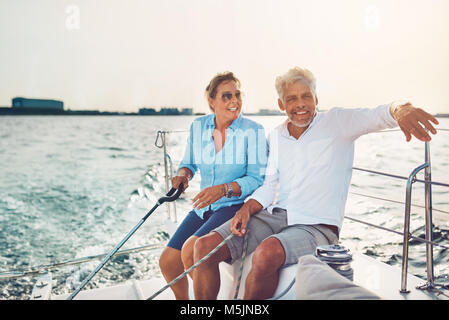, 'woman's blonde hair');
205,72,241,111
